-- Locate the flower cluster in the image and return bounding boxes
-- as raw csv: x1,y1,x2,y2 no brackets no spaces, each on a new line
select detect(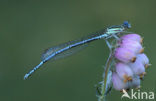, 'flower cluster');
112,34,150,91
